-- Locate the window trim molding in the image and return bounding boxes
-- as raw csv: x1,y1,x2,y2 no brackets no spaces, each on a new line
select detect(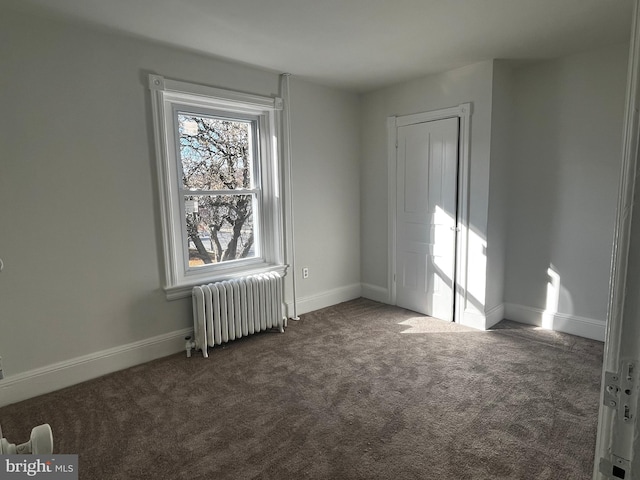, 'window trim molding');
164,264,289,301
148,74,286,300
